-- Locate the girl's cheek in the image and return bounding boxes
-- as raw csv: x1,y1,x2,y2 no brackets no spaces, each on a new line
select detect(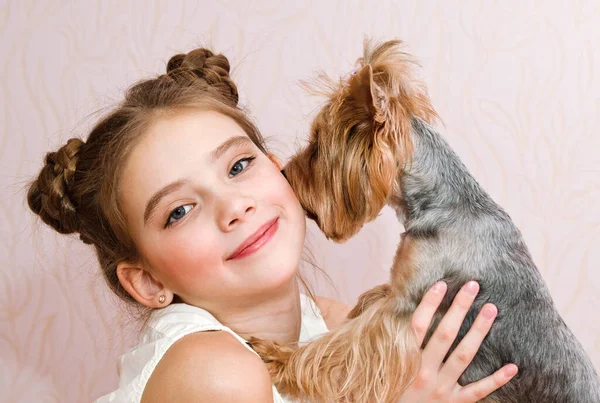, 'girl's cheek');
261,166,297,200
279,175,303,209
159,230,221,283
